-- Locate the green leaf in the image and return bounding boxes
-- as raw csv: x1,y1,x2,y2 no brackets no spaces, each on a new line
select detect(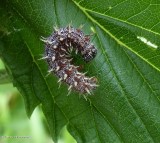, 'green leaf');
1,0,160,142
0,69,11,84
